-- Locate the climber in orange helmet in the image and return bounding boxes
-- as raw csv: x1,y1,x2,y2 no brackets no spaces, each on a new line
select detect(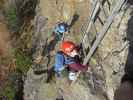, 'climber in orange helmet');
54,41,89,81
